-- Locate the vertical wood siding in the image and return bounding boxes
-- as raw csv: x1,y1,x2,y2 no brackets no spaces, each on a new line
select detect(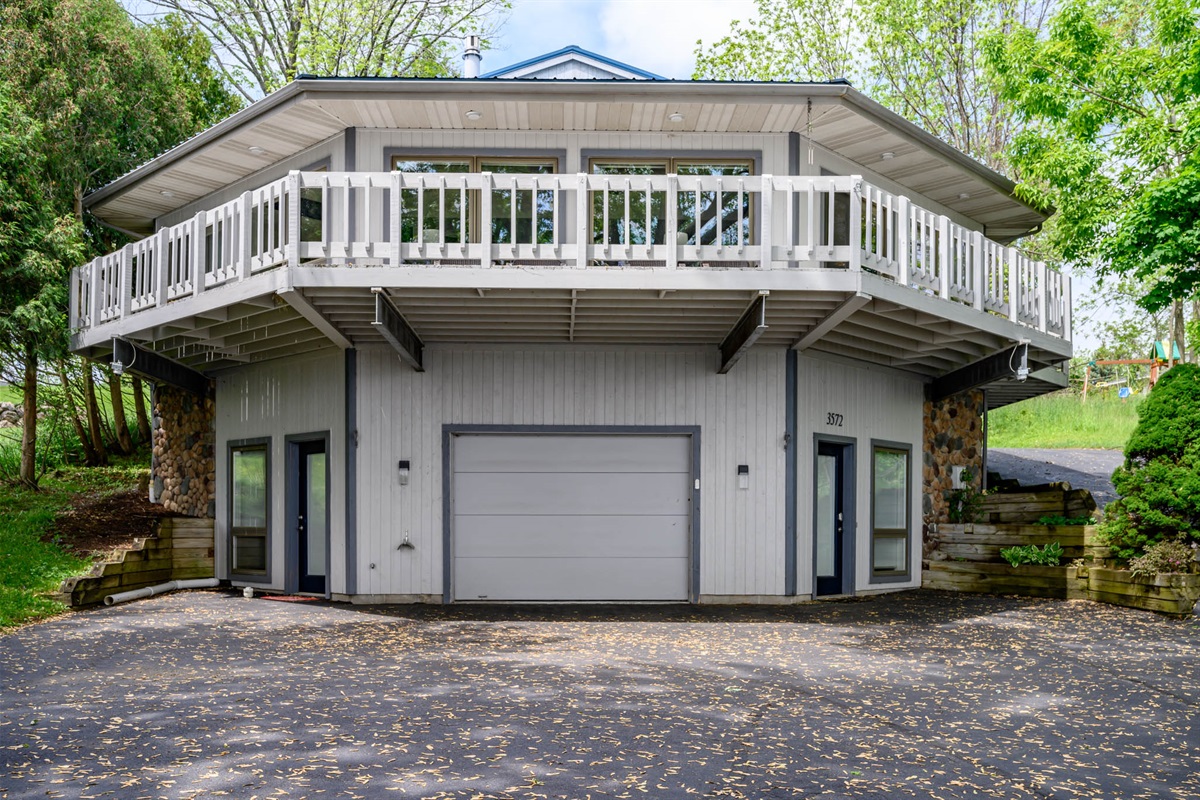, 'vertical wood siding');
356,345,787,598
215,350,346,592
795,354,924,595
